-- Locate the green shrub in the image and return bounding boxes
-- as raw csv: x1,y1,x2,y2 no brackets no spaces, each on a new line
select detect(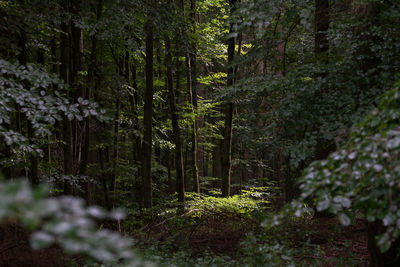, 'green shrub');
0,177,146,266
278,81,400,253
